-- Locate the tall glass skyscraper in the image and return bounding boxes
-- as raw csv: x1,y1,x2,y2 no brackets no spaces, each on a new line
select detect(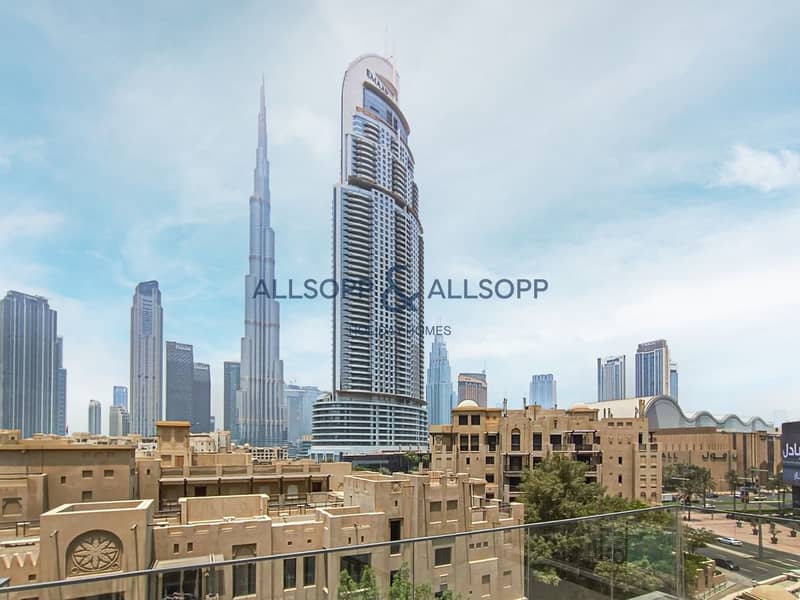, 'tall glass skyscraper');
192,363,211,433
458,372,488,407
54,336,67,435
130,281,163,436
635,339,671,397
237,80,285,446
88,399,101,435
313,55,426,458
426,335,456,426
109,404,130,436
166,341,194,423
285,384,323,443
529,374,557,409
223,361,240,441
669,362,679,401
113,385,128,409
0,291,59,437
597,355,626,401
